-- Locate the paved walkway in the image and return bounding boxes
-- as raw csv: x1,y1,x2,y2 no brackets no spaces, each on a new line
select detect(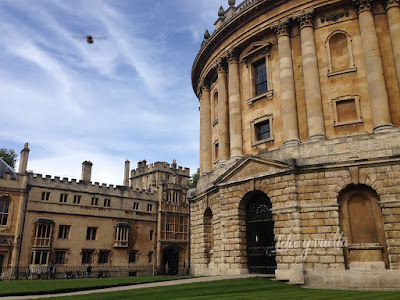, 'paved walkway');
4,274,273,300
